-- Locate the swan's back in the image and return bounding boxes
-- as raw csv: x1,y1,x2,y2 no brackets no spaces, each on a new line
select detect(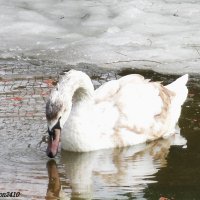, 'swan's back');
94,74,188,141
